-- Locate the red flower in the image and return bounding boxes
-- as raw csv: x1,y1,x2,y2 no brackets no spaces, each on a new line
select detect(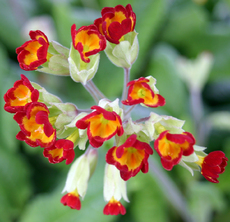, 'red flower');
122,77,165,108
76,106,124,148
71,24,106,63
94,4,136,44
106,134,153,181
103,198,126,215
16,30,49,70
4,74,39,113
198,151,228,183
154,131,195,170
14,102,56,148
61,191,81,210
43,139,75,164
